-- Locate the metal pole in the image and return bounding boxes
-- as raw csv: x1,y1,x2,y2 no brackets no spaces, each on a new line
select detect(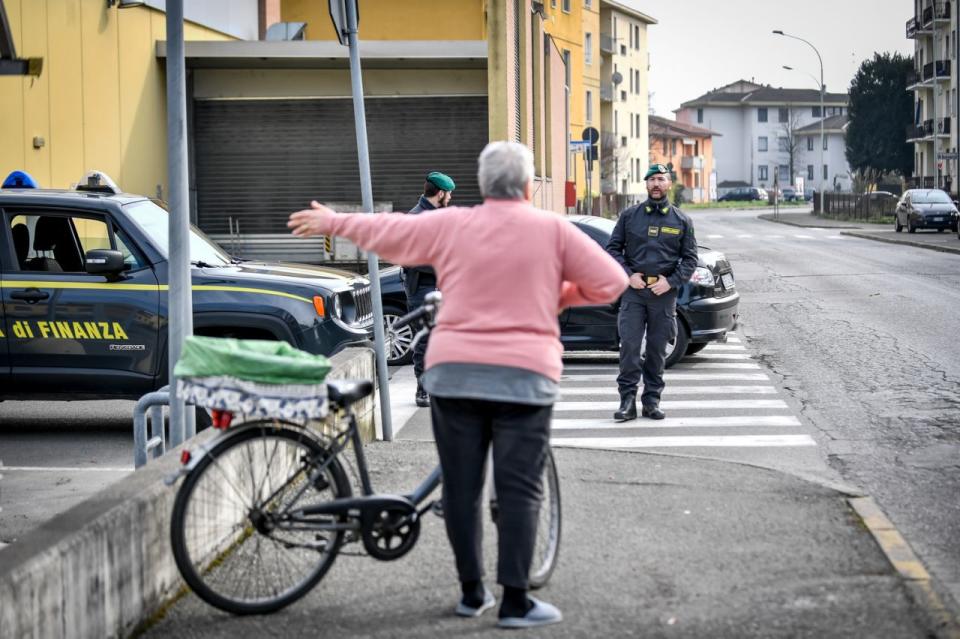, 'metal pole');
345,0,393,440
820,79,824,213
165,0,193,446
933,14,939,189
